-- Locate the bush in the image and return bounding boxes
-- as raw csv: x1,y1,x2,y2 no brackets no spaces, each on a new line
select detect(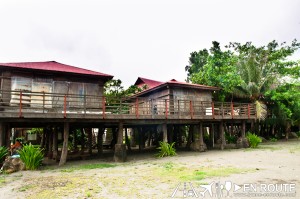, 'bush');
156,142,177,157
269,137,277,142
18,144,44,170
246,132,262,148
225,133,237,144
0,146,8,162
